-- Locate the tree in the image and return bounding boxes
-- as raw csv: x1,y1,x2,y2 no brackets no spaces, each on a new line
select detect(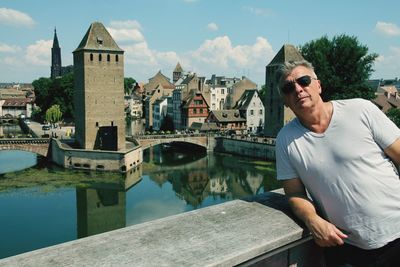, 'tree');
45,104,63,125
32,73,74,121
299,34,378,101
386,108,400,128
124,77,136,95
